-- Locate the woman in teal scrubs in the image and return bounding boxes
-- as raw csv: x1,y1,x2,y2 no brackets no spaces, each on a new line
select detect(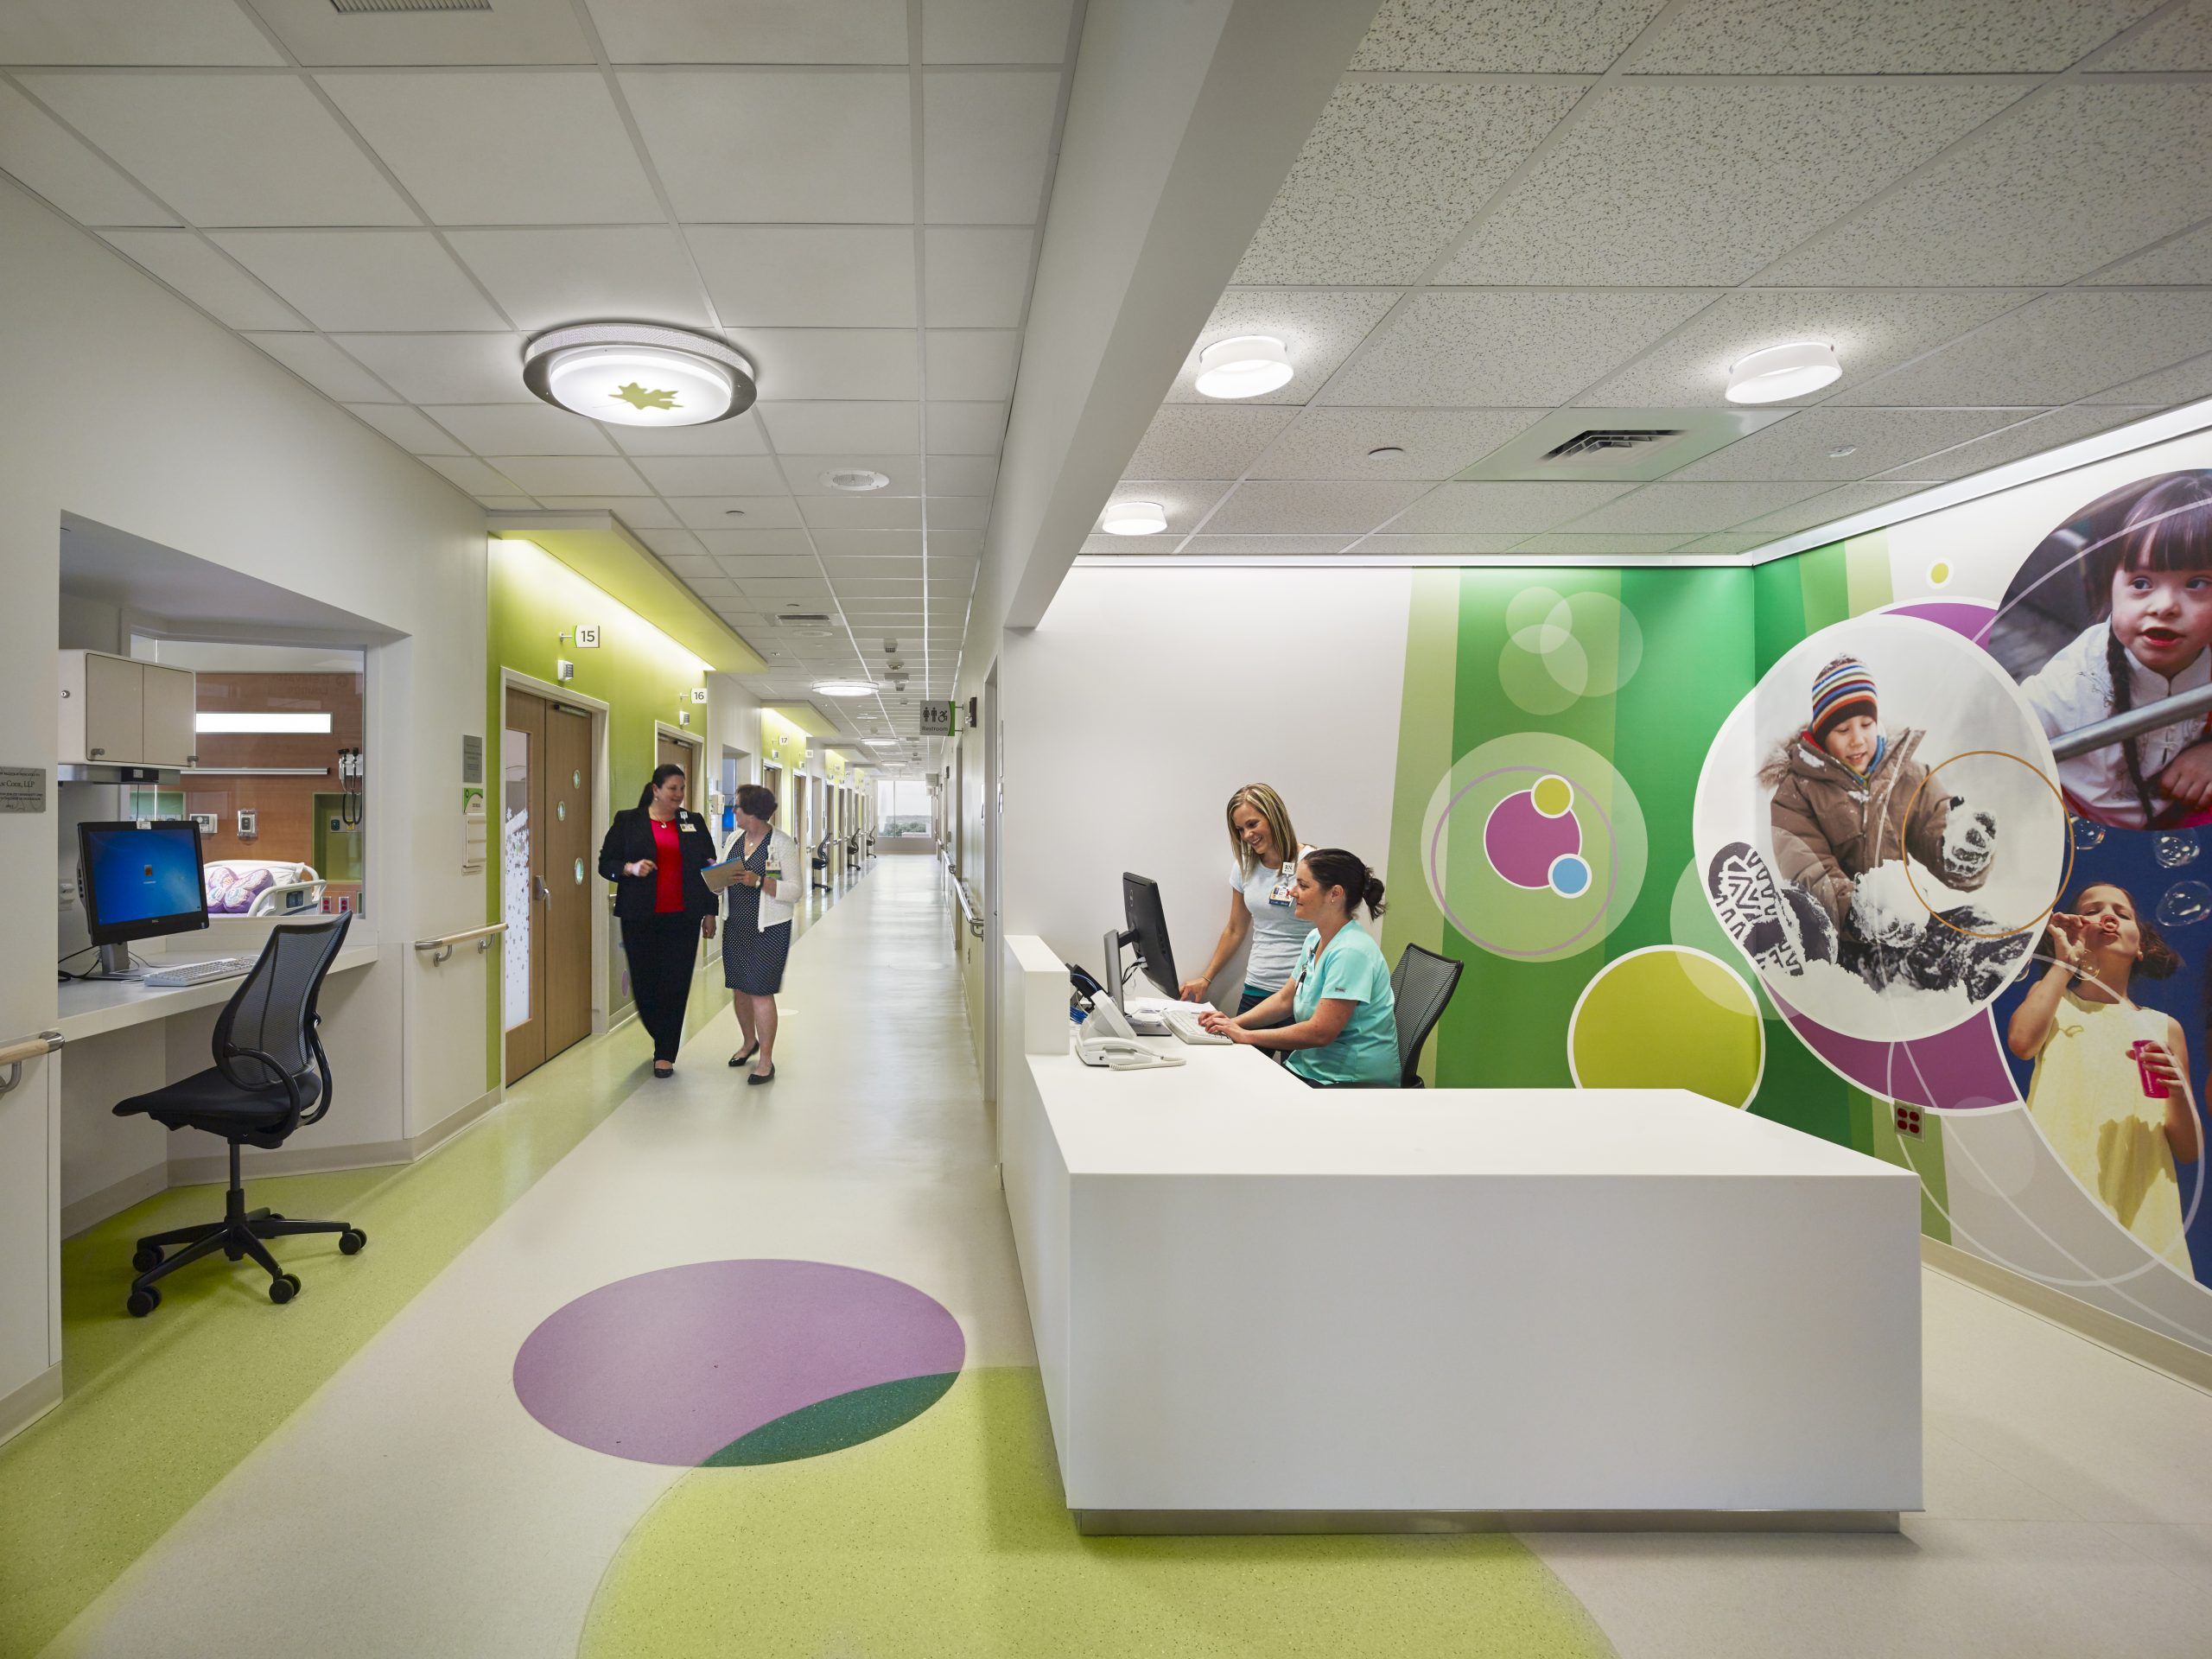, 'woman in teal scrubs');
1198,849,1399,1087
